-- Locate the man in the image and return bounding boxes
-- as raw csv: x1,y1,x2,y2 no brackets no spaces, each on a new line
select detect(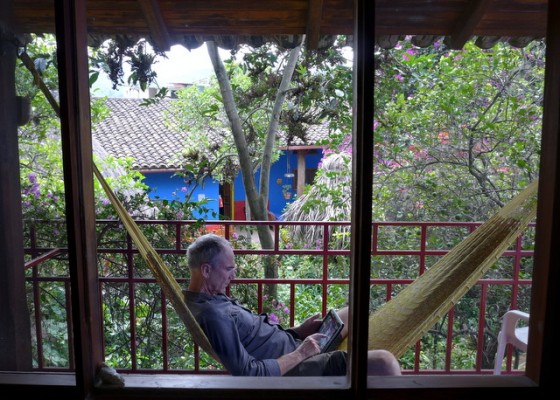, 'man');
184,233,402,377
